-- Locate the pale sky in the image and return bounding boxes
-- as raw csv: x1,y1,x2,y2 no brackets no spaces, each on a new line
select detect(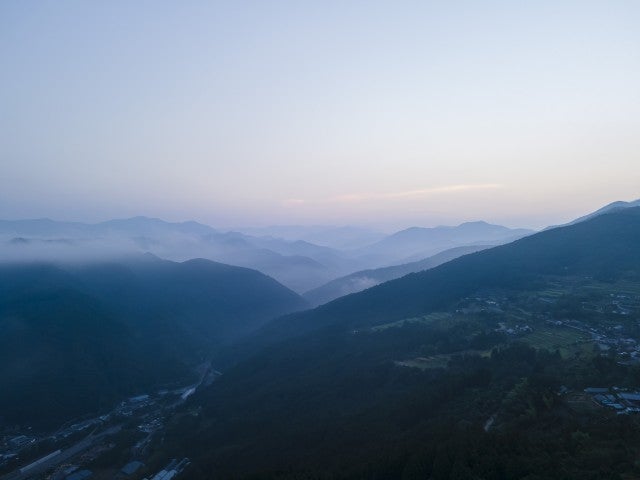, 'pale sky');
1,1,639,230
